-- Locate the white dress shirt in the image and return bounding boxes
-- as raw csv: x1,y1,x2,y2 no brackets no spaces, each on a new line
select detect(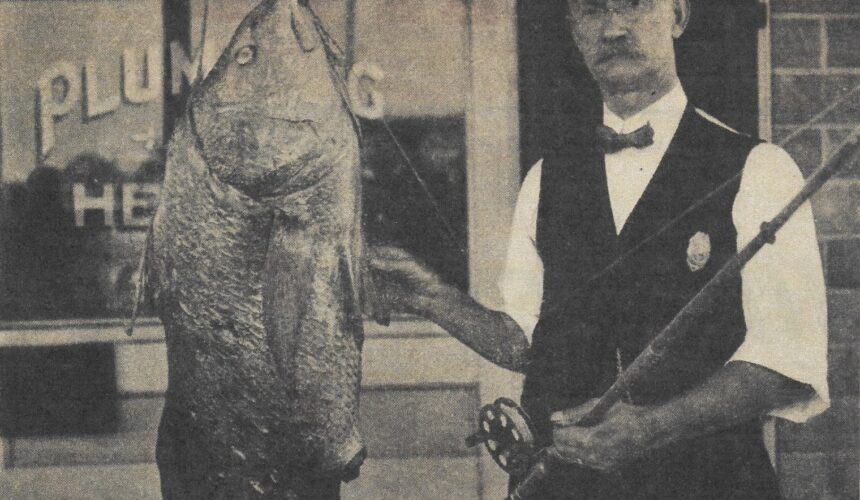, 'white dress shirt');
499,82,829,423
